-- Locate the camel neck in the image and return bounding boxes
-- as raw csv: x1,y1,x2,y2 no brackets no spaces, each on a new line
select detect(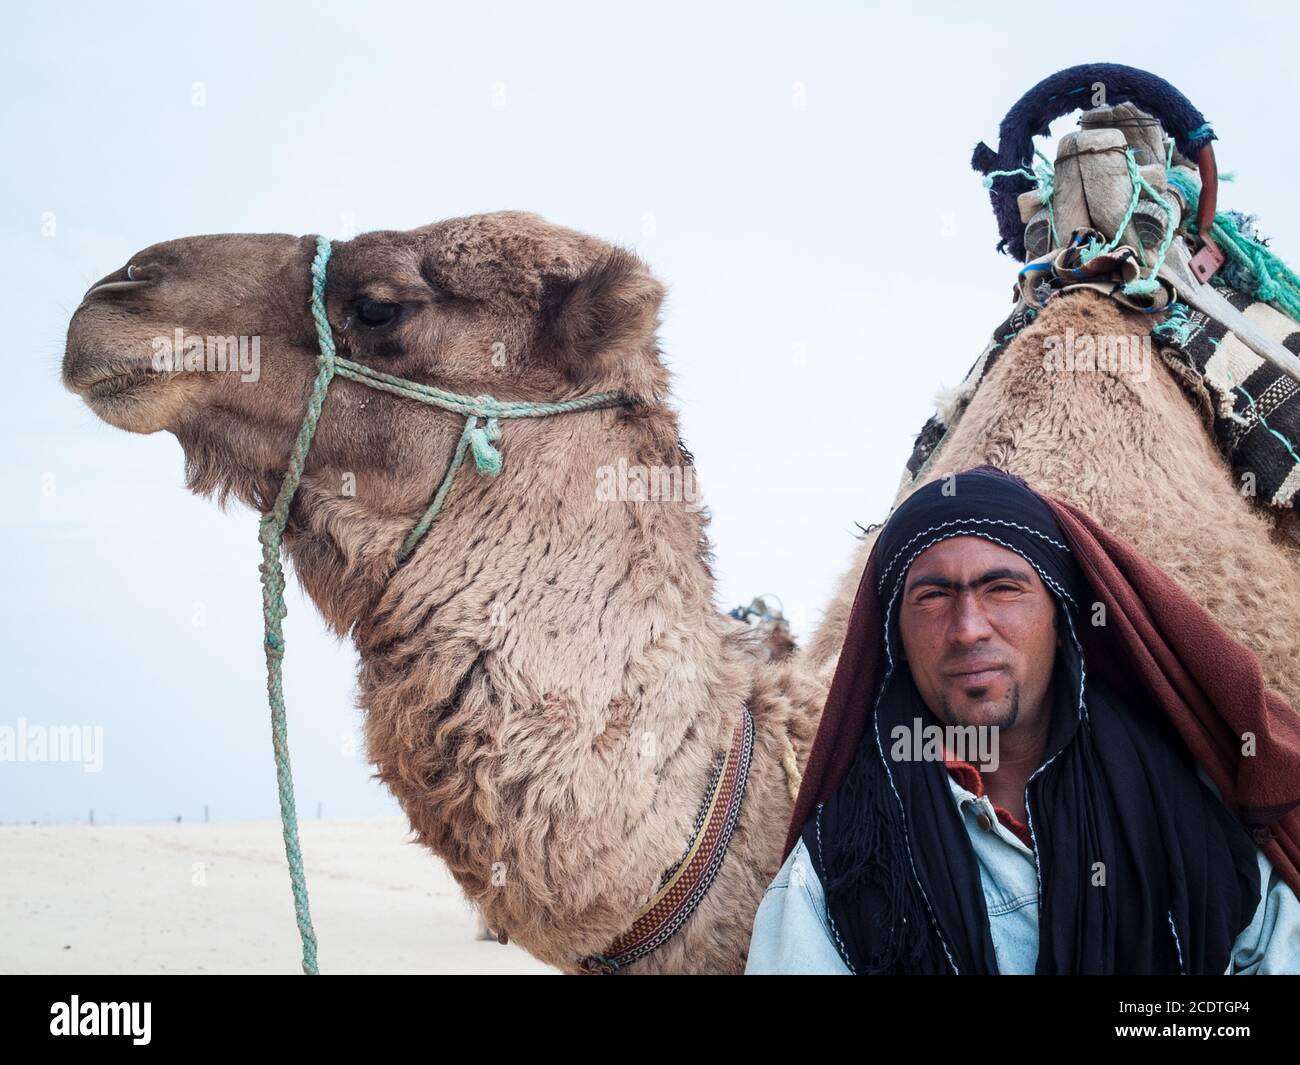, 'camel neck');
325,405,756,959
